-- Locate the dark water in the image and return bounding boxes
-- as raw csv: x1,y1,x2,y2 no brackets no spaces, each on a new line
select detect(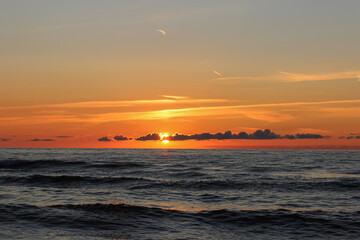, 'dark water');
0,148,359,239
